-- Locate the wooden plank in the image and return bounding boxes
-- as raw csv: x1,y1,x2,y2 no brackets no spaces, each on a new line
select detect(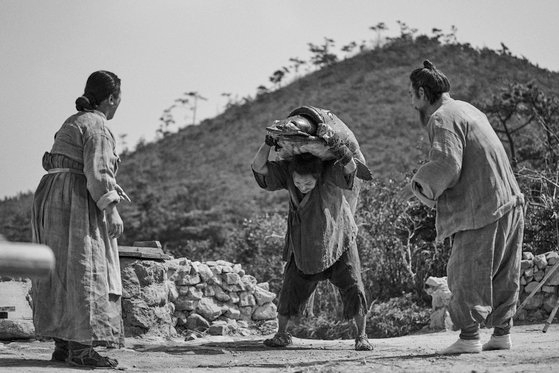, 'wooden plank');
118,246,163,255
118,246,171,260
132,241,162,249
